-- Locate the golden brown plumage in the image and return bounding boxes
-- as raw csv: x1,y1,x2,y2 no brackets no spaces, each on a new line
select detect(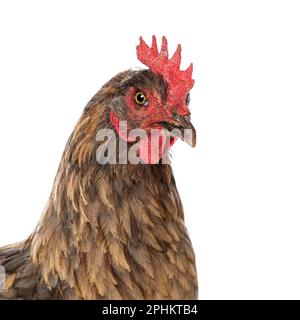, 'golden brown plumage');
0,37,198,300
